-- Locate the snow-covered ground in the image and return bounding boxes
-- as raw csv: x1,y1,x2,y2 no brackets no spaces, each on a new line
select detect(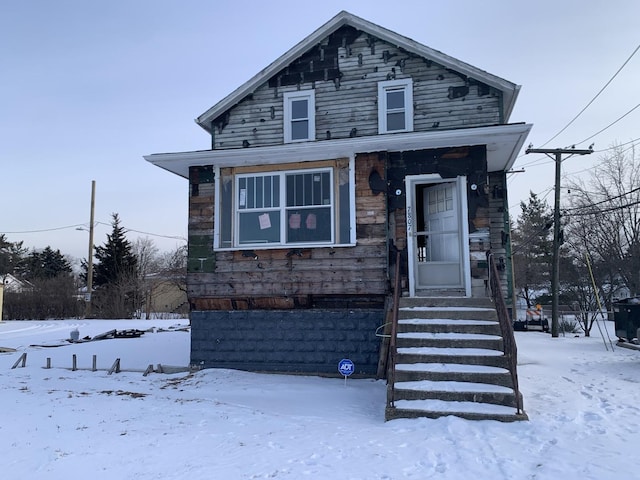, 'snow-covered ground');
1,318,639,479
